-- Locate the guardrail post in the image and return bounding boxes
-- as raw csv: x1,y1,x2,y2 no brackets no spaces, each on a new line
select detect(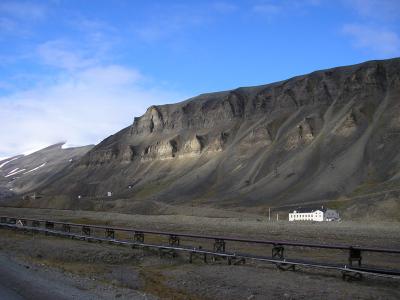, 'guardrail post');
169,235,180,247
106,228,115,239
0,217,7,229
19,219,28,233
82,226,91,236
134,231,144,243
189,246,208,264
62,224,71,233
213,239,226,253
212,239,226,262
31,220,40,233
272,244,294,270
349,247,362,267
45,221,54,235
45,221,54,230
272,244,284,259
